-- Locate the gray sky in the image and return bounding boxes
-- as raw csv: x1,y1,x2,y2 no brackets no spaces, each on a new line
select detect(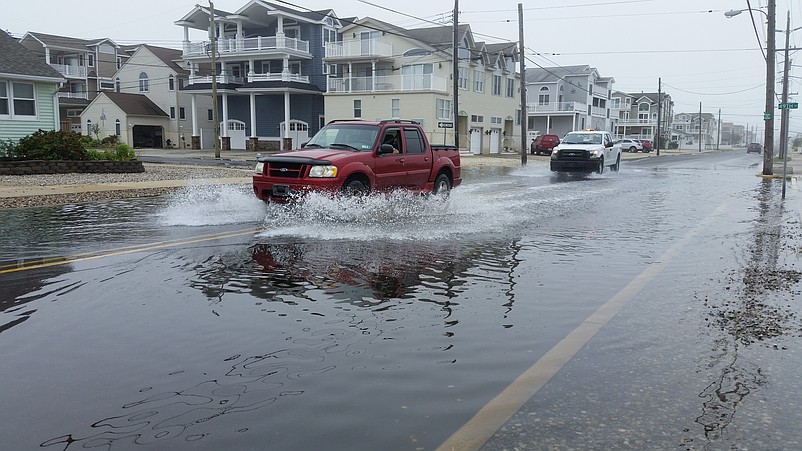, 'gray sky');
4,0,801,138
